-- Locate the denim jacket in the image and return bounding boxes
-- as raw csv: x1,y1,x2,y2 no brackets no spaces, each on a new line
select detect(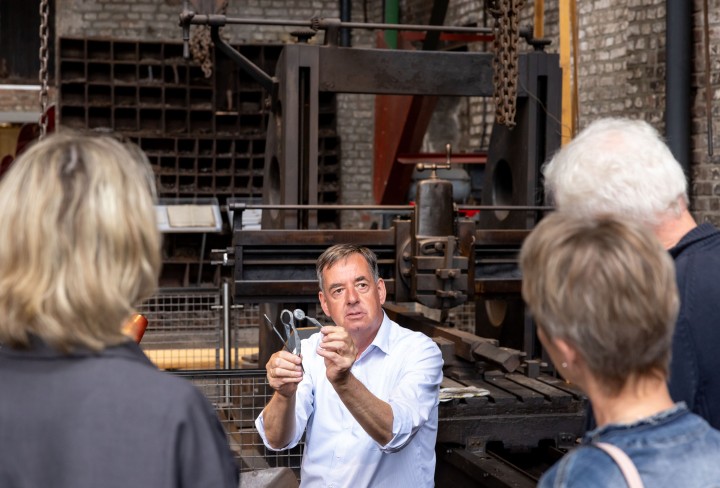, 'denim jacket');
539,403,720,487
